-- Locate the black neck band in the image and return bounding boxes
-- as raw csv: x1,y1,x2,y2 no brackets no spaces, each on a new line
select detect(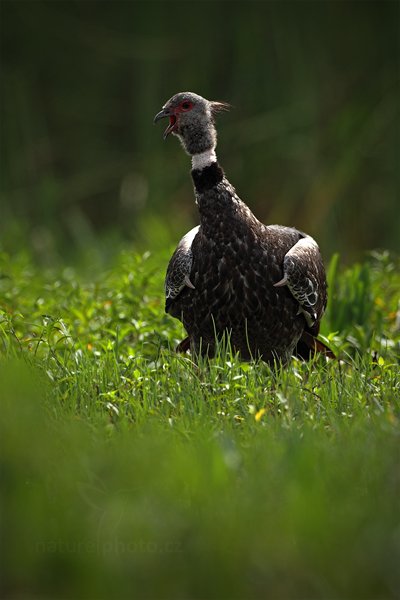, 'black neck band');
191,162,224,194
